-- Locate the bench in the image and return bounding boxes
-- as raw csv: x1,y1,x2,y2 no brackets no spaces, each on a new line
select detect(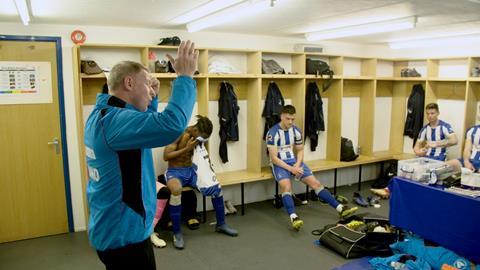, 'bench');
200,152,416,221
